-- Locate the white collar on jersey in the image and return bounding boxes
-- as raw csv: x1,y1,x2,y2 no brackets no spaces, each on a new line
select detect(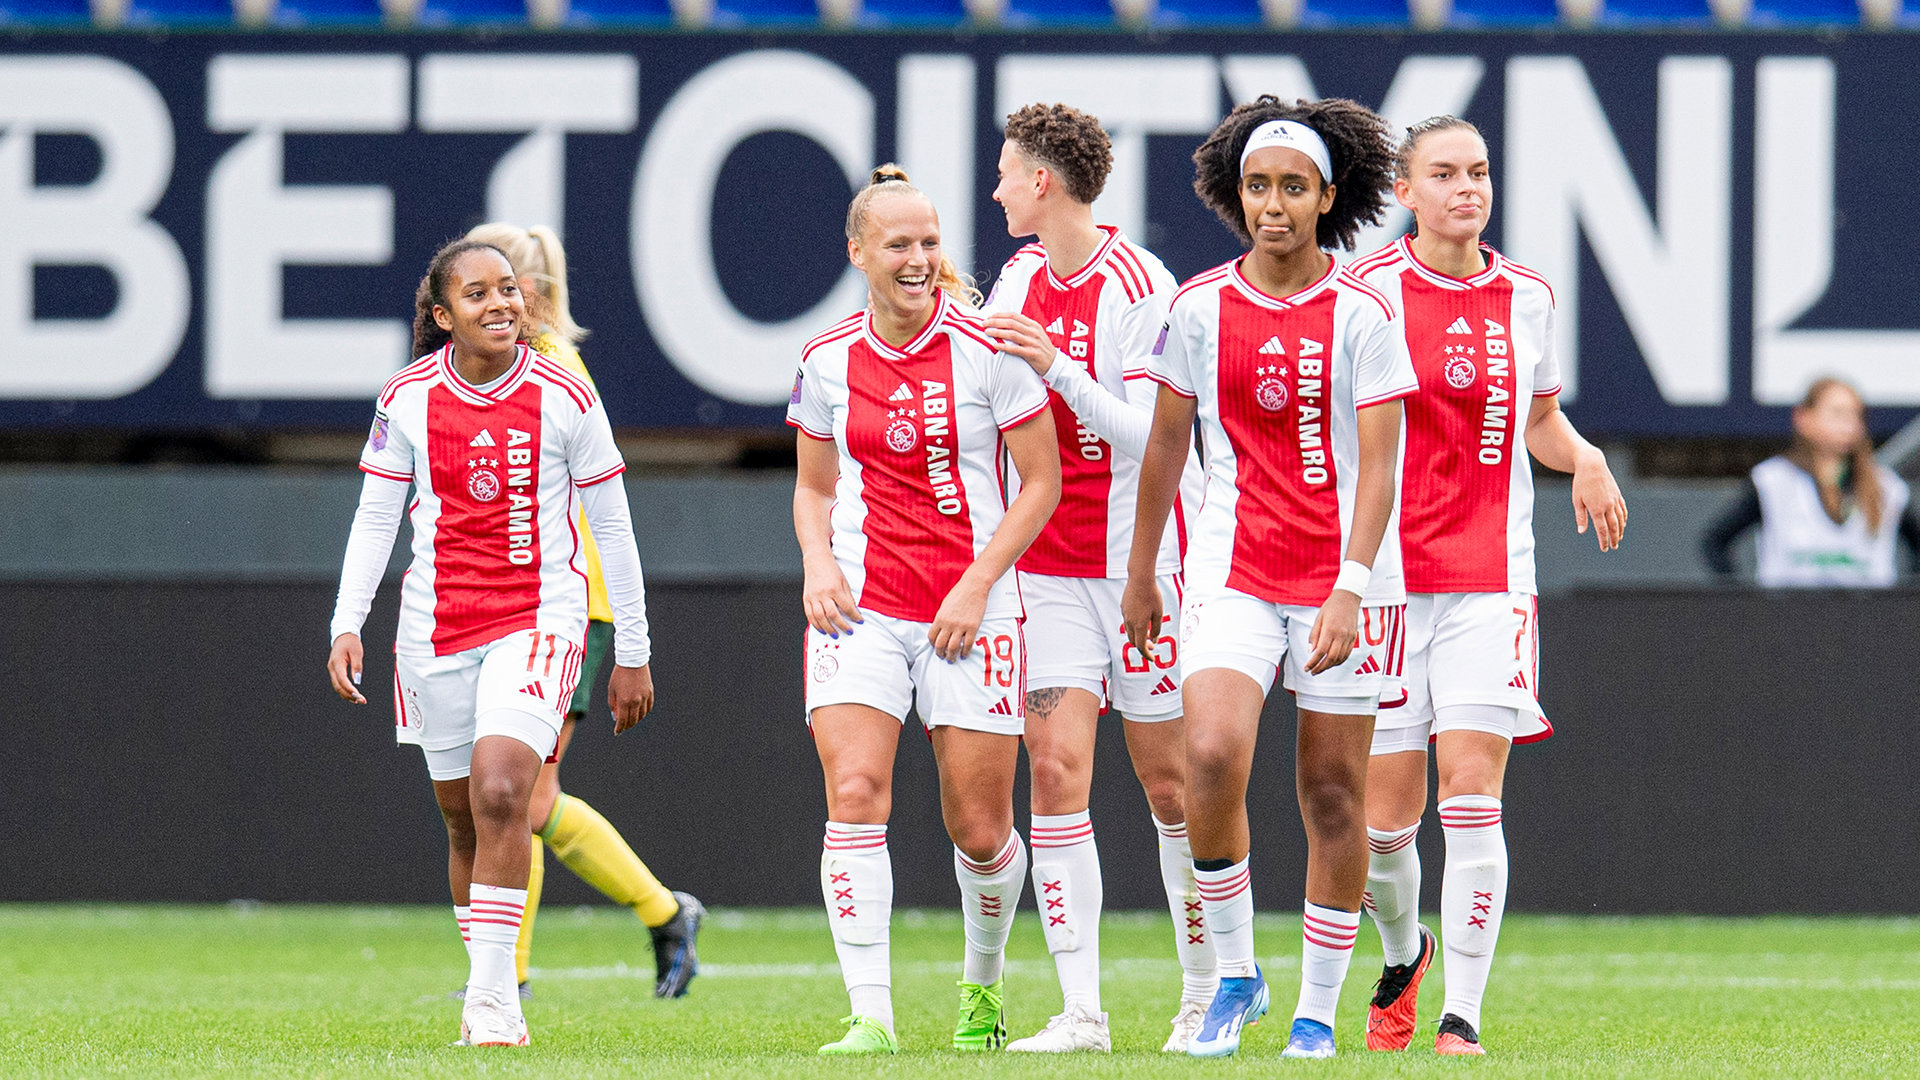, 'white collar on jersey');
1228,254,1338,310
1043,225,1122,291
1397,236,1503,290
863,290,949,360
